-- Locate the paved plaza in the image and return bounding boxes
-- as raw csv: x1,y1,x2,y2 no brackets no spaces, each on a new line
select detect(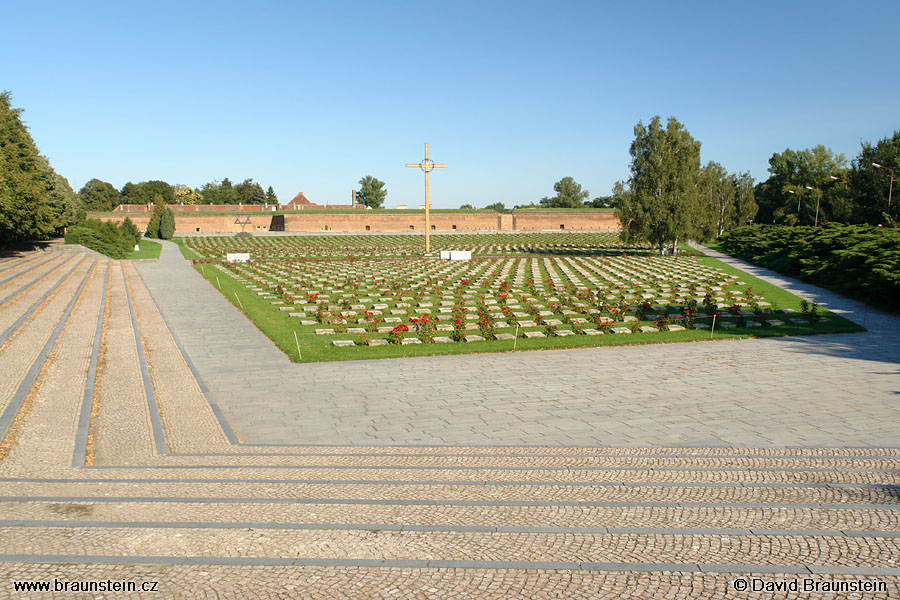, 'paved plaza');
0,241,897,598
136,241,900,447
